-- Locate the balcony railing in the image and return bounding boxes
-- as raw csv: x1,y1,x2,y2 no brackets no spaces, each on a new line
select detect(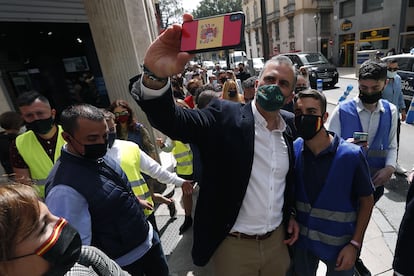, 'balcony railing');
283,1,295,16
267,9,280,21
315,0,333,11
